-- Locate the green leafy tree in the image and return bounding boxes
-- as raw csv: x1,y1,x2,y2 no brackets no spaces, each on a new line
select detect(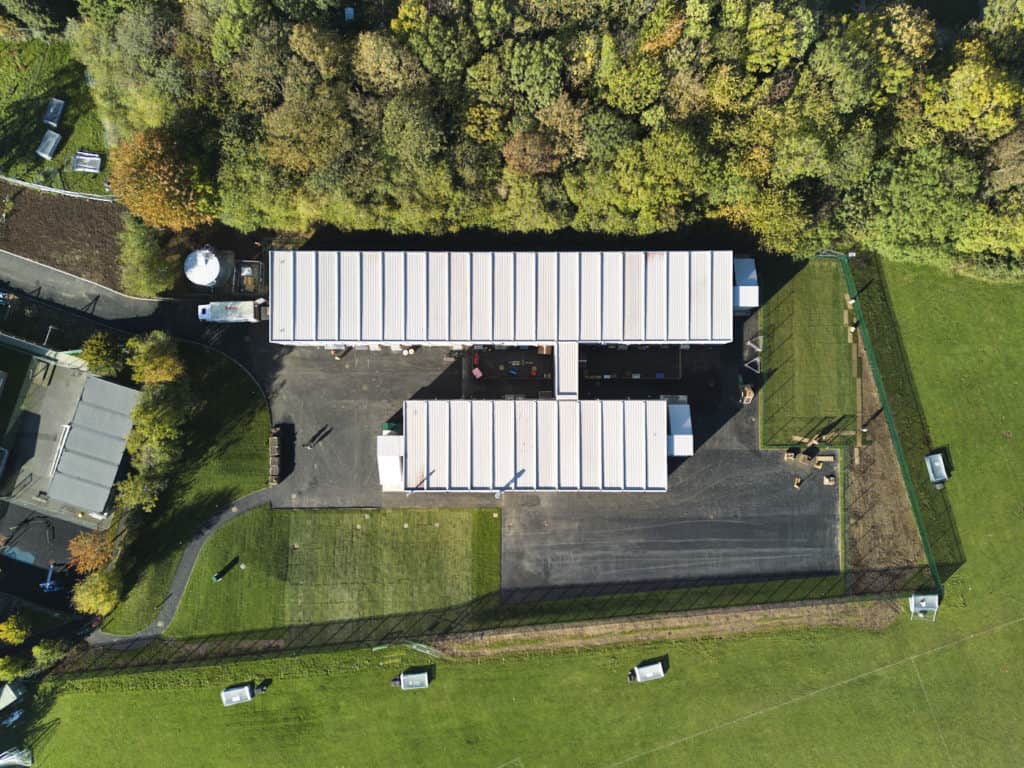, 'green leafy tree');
31,639,69,669
0,613,31,646
470,0,511,49
924,39,1021,143
0,654,31,682
353,30,427,95
505,38,564,111
745,1,816,74
125,331,186,386
0,0,59,33
502,131,562,175
118,216,178,298
113,472,162,514
71,572,121,617
80,332,126,378
597,35,665,115
988,126,1024,194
